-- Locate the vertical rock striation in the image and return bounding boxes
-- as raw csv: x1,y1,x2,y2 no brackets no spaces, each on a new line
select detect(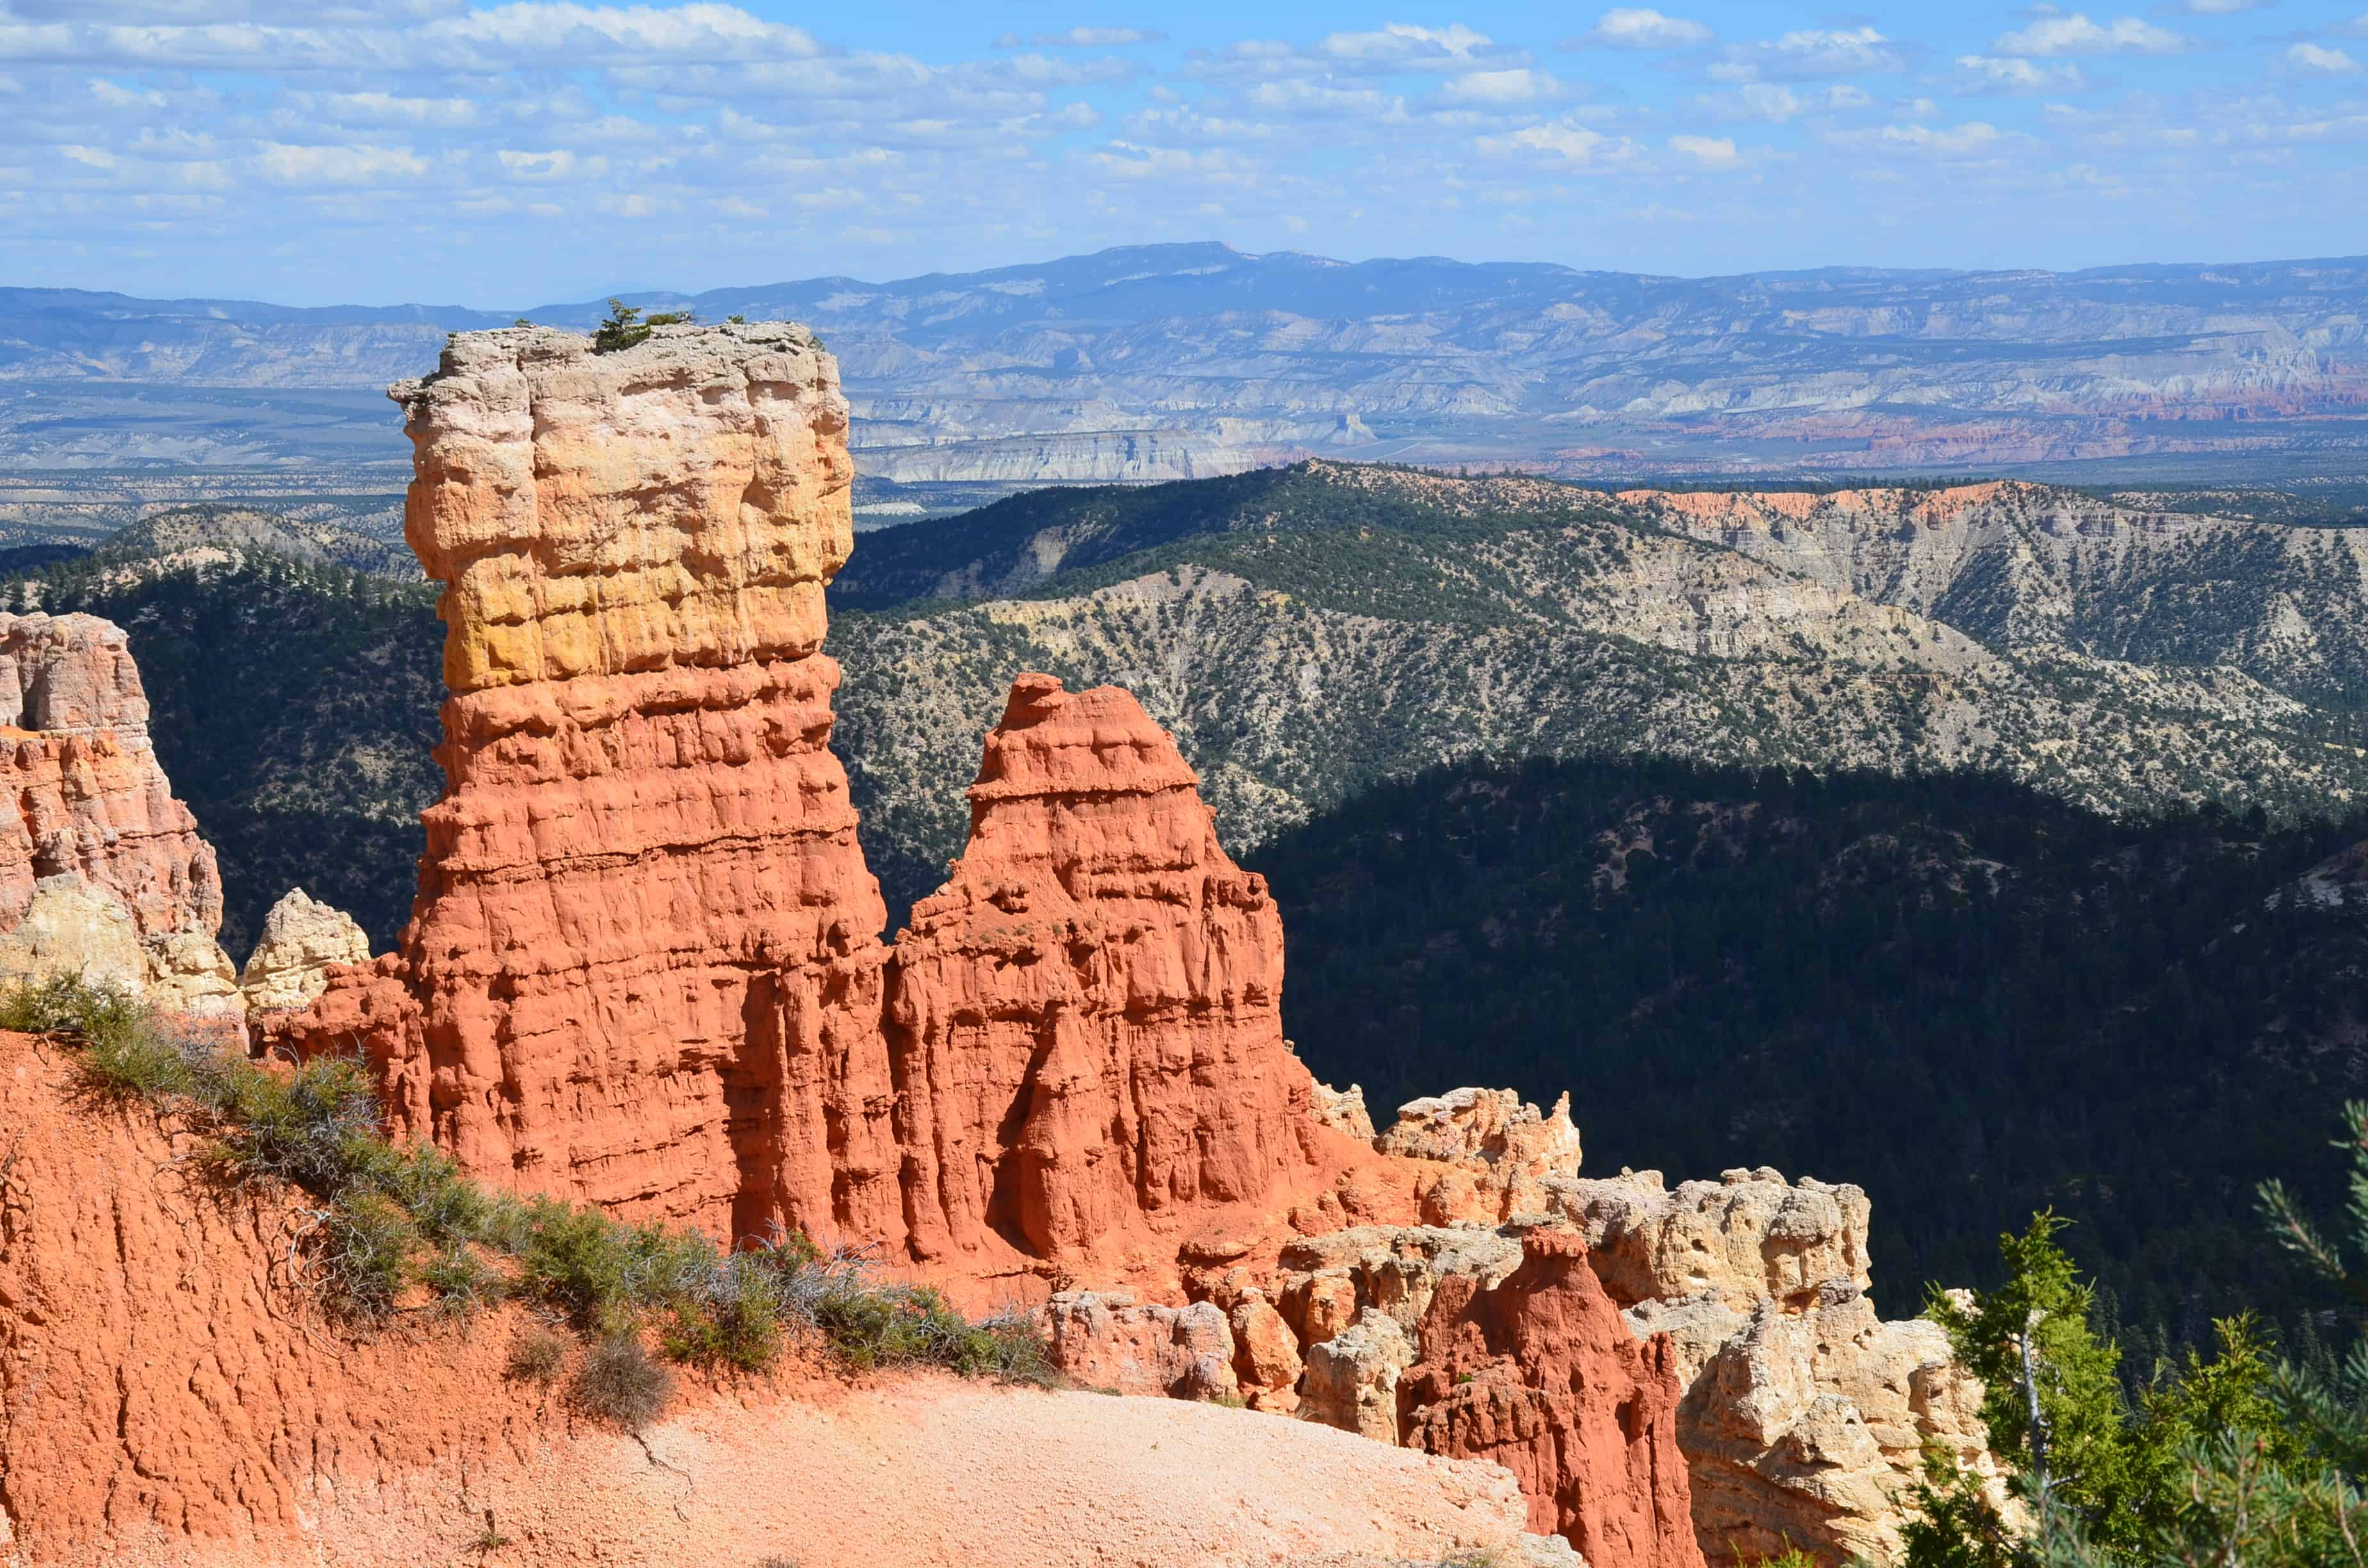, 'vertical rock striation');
885,673,1322,1262
0,612,238,1012
1401,1231,1705,1568
1549,1168,2010,1564
288,323,891,1239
